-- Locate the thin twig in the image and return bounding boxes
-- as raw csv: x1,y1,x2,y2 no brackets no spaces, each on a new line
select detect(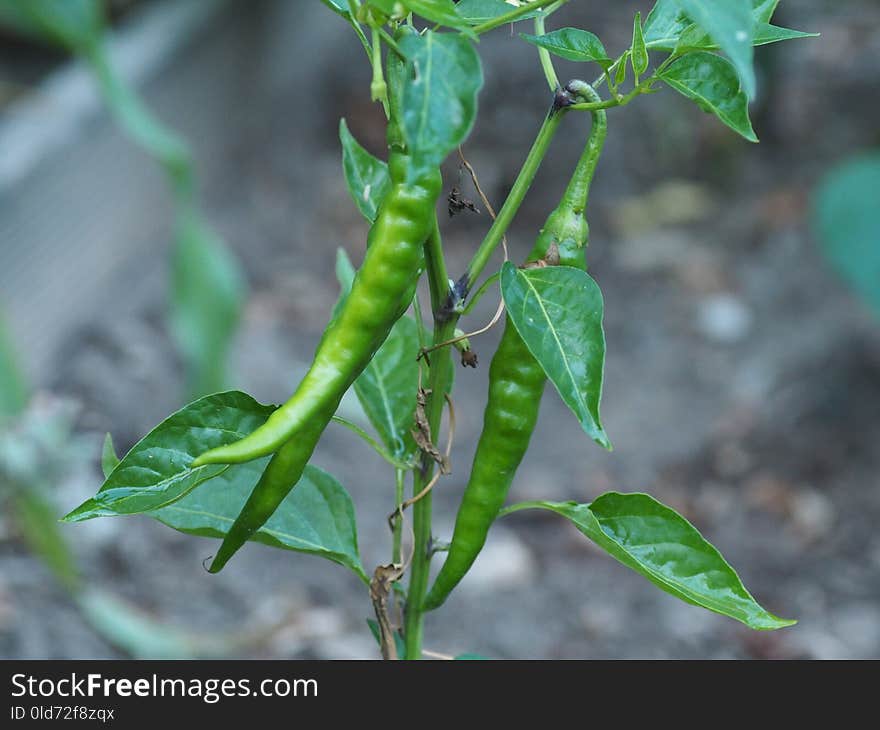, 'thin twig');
389,394,455,524
370,563,405,660
419,297,506,357
422,649,455,660
458,148,507,261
